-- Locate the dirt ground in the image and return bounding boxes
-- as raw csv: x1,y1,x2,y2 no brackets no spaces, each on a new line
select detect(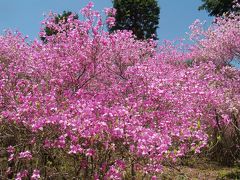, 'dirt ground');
159,158,240,180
